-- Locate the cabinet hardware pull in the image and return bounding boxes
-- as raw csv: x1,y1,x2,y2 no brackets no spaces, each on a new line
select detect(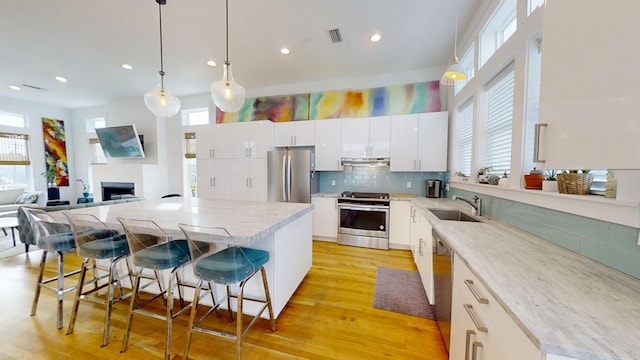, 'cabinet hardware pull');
463,304,488,333
249,178,252,187
533,123,547,163
411,207,416,223
464,330,476,360
464,280,489,304
472,341,483,360
418,238,424,256
418,159,422,170
213,178,216,187
413,159,417,170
